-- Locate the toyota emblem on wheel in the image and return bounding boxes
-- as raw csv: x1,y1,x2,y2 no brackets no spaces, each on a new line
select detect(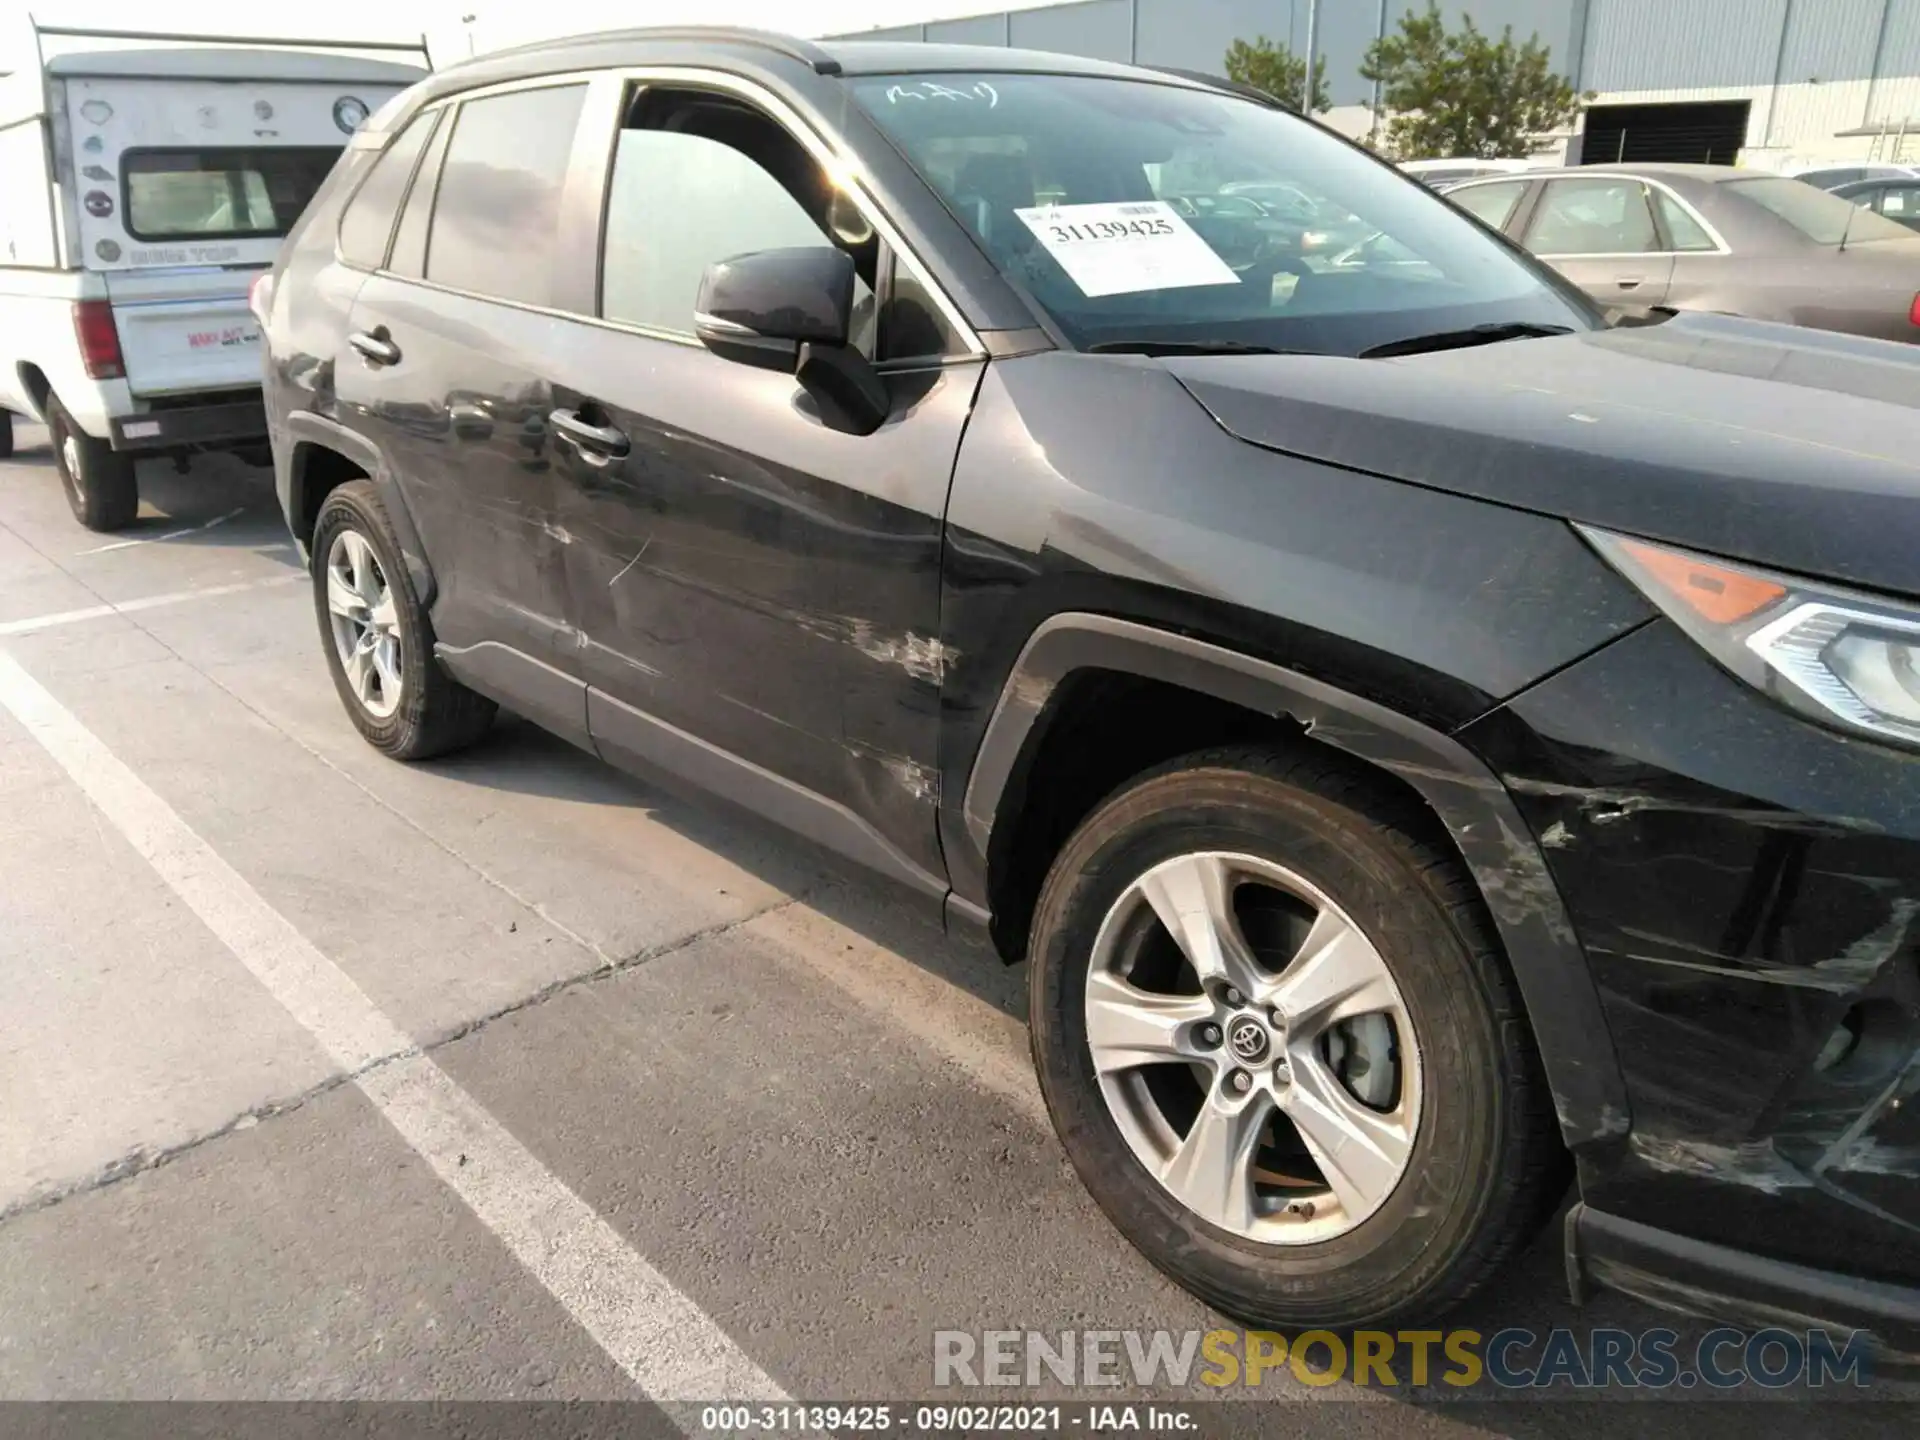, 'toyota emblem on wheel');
1227,1018,1269,1064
